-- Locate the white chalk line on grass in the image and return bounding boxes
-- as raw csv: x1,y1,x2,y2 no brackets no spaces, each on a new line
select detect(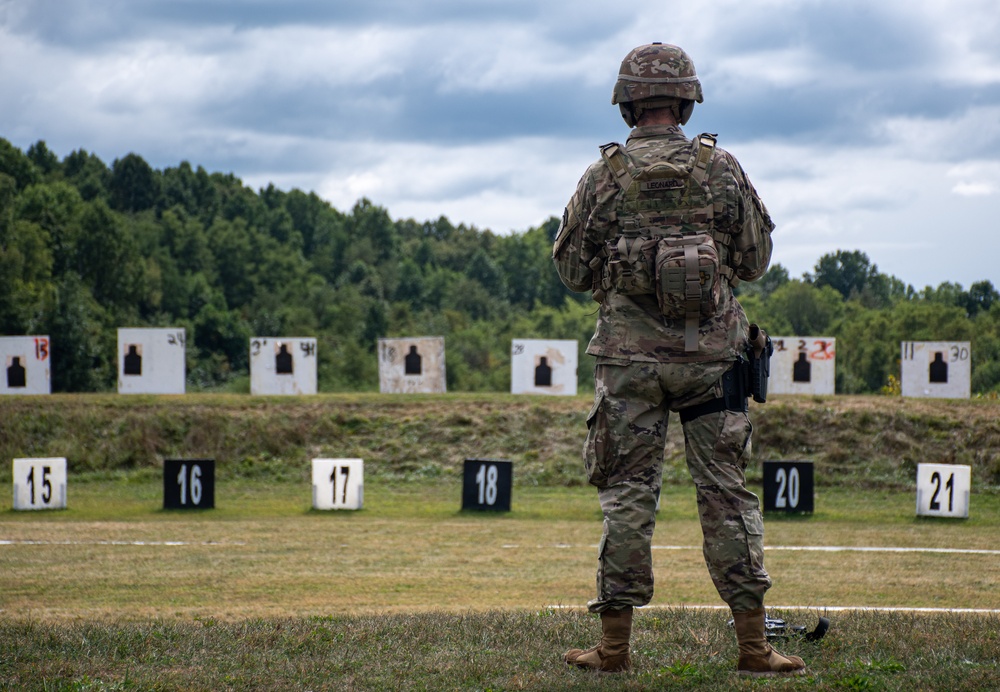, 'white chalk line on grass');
6,541,997,556
546,604,1000,614
0,540,246,547
502,544,1000,556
